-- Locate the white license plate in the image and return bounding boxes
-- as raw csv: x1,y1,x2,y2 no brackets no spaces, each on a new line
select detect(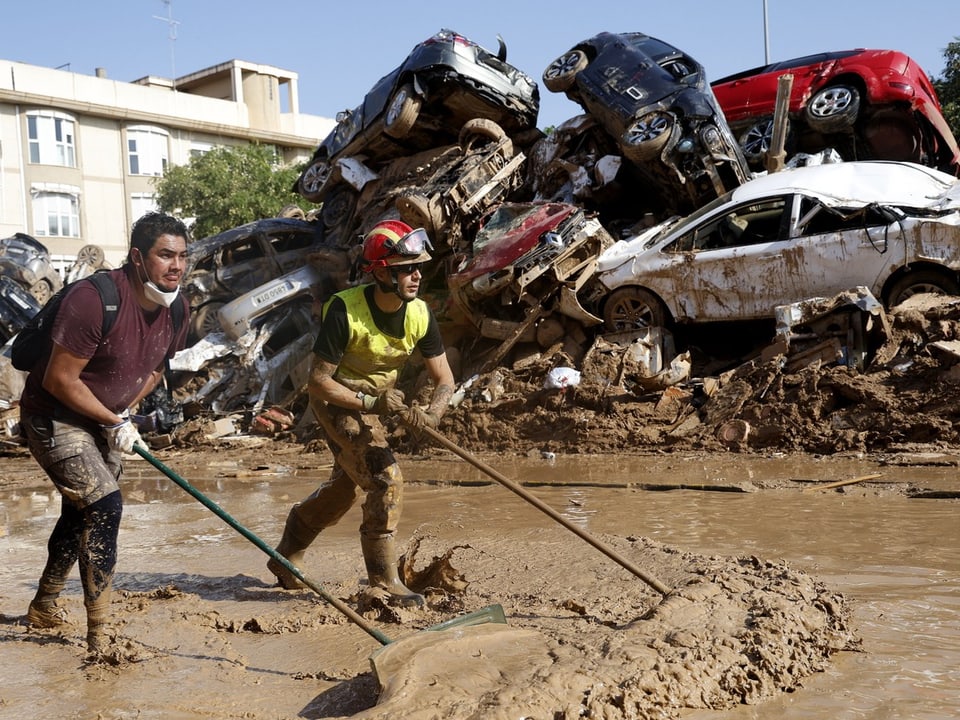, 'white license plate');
252,280,294,307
